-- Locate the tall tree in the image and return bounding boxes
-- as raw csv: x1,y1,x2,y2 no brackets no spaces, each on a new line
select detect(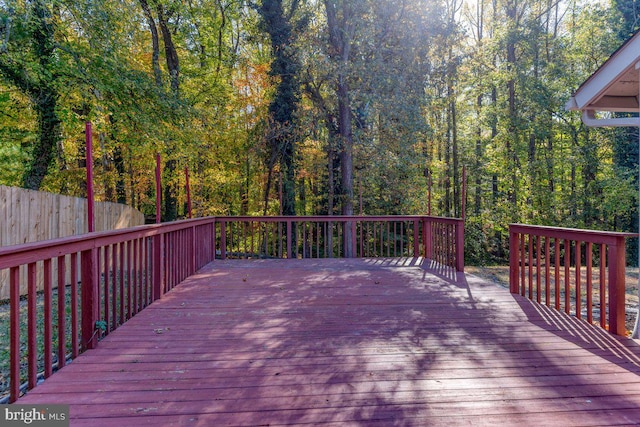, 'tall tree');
0,0,62,190
324,0,356,220
256,0,304,216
